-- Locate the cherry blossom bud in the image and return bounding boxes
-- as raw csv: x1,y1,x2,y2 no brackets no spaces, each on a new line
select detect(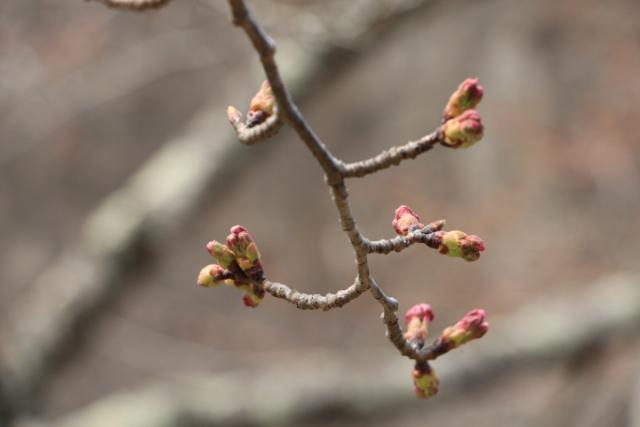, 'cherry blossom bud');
247,80,275,127
242,291,262,308
413,362,439,399
227,106,243,126
206,240,236,269
392,205,425,236
443,78,484,120
423,219,446,234
404,303,435,325
197,264,227,288
226,225,264,280
441,110,484,149
404,303,434,343
437,230,485,262
439,309,488,348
